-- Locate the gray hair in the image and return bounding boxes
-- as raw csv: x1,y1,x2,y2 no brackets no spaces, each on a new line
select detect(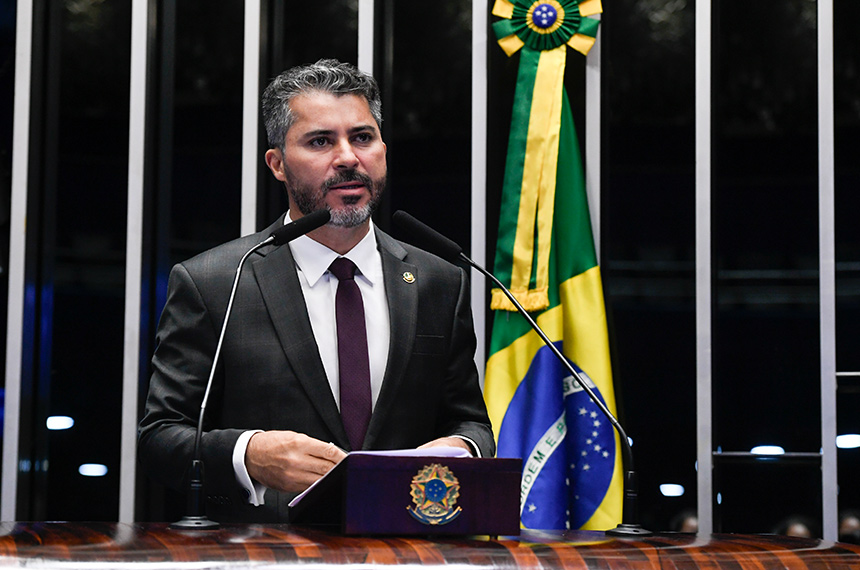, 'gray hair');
262,59,383,151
